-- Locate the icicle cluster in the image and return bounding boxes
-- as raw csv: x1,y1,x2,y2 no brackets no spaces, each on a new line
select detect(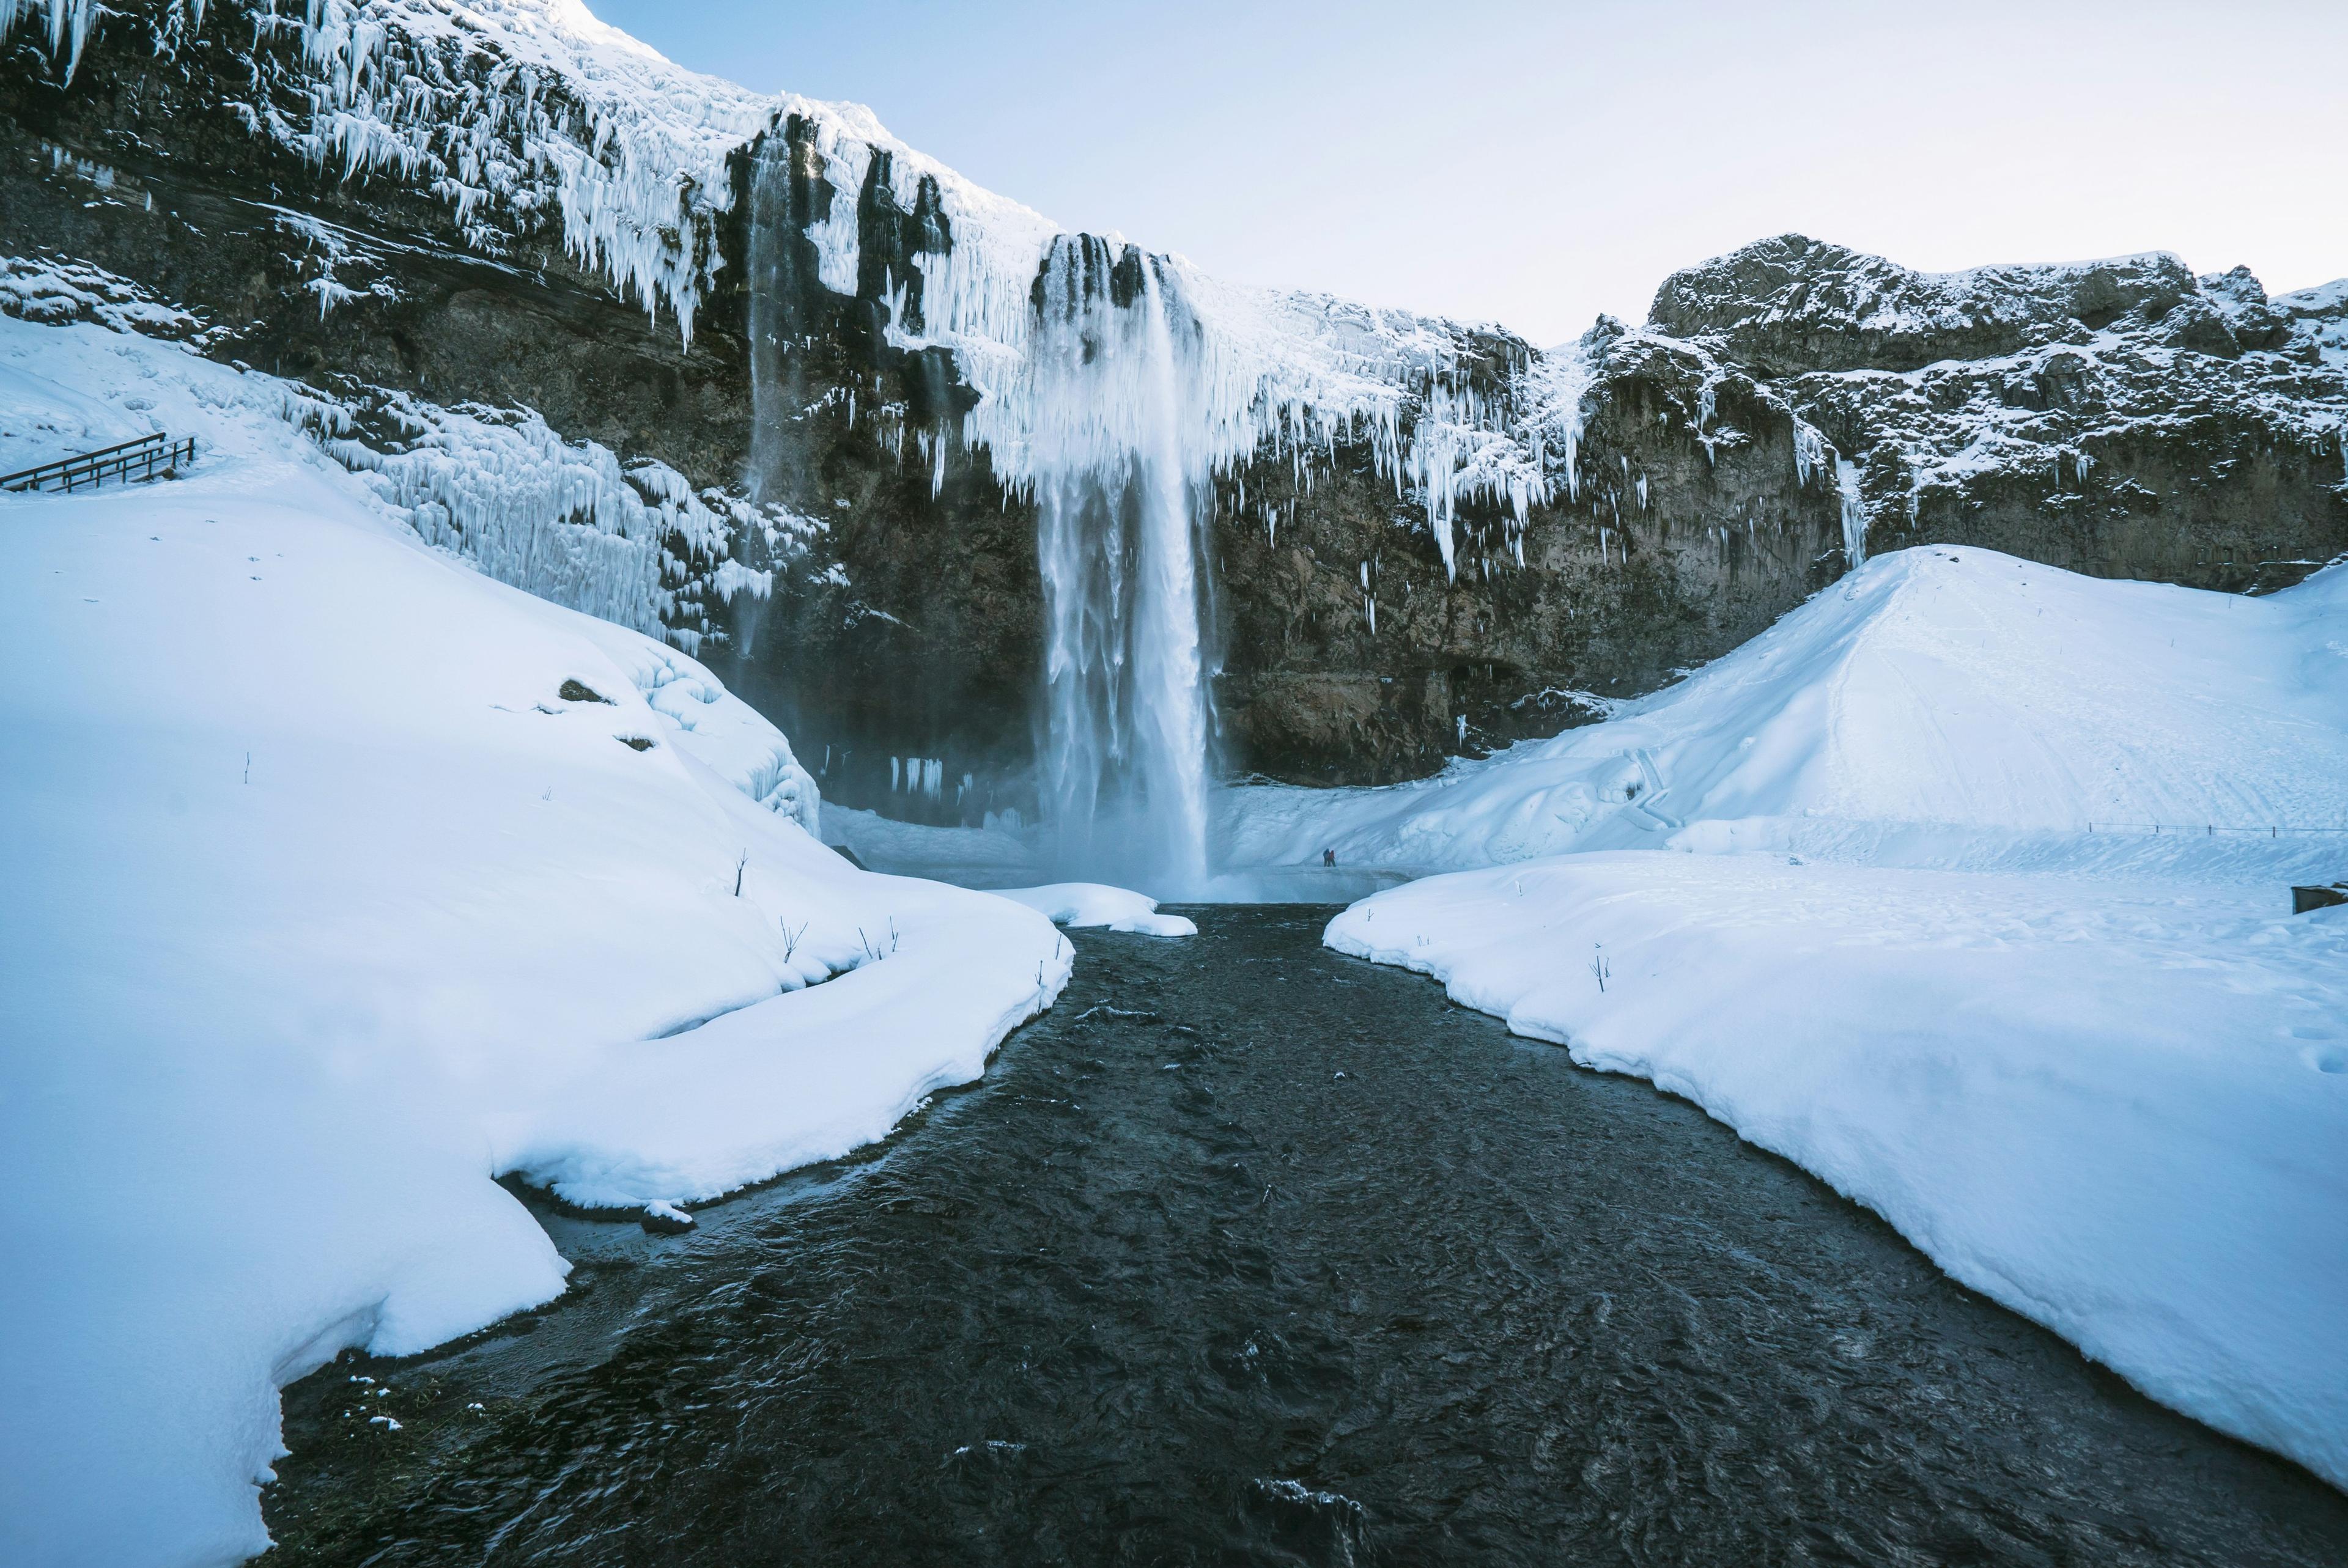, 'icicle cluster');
890,756,947,798
262,0,792,341
0,0,162,79
1834,452,1869,567
304,391,728,636
10,0,783,339
17,0,1601,555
